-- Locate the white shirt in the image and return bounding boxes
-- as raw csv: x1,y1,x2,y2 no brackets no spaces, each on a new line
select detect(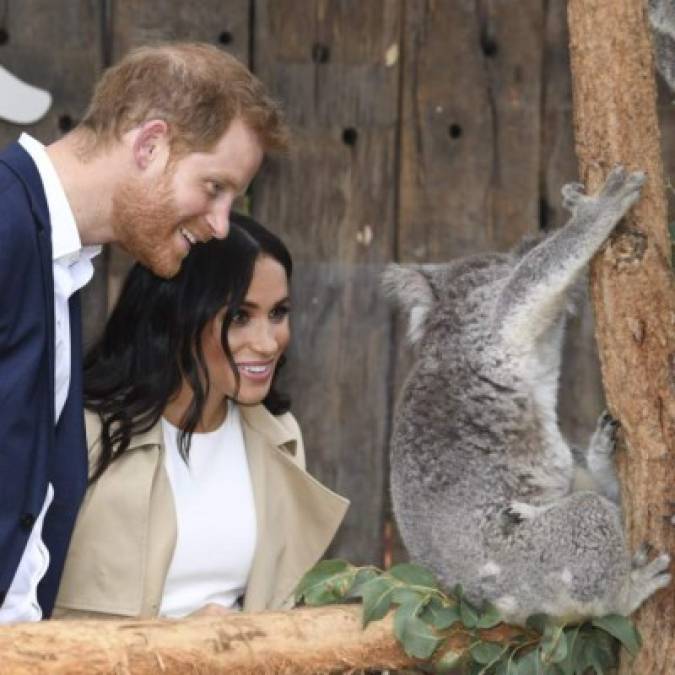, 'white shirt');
159,404,257,618
0,134,100,623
